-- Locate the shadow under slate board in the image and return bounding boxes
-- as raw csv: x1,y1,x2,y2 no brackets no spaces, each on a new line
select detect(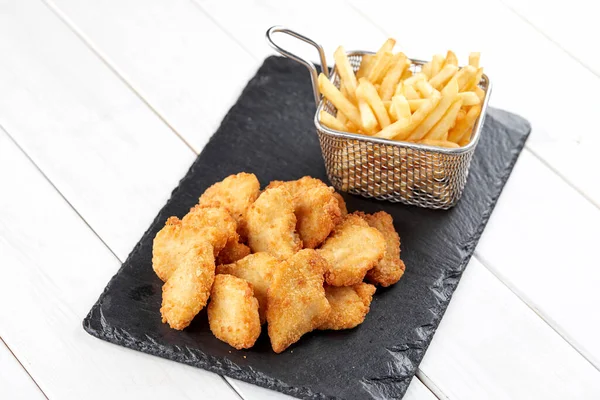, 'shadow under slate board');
83,56,530,400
